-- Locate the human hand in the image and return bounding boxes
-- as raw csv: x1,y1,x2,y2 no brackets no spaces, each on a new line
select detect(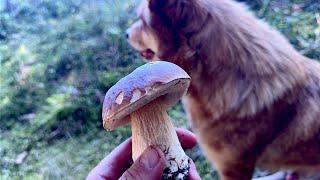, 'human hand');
87,128,201,180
